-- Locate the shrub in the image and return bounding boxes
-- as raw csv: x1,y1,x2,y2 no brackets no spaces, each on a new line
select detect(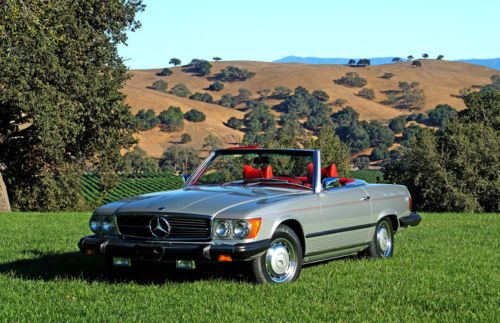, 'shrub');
333,98,348,107
134,109,160,131
358,88,375,100
402,124,421,141
364,120,395,147
273,86,292,99
370,145,389,161
386,81,425,111
312,89,329,102
237,88,252,102
208,81,224,91
381,72,394,79
159,106,184,132
169,83,191,98
427,104,457,128
335,72,367,88
186,59,212,76
412,60,422,67
227,117,243,129
203,134,223,149
216,66,255,82
388,116,407,134
117,147,159,175
159,145,198,173
184,109,206,122
151,80,167,92
157,68,172,76
353,156,370,170
384,92,499,212
169,58,181,66
257,88,270,100
189,92,213,103
219,93,238,108
180,133,192,143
